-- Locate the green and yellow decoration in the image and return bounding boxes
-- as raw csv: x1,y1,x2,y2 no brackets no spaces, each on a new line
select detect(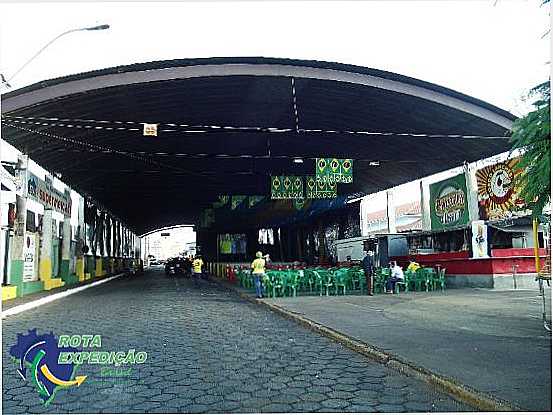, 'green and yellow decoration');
306,175,337,199
316,158,353,183
231,195,247,210
213,195,230,209
248,195,265,208
271,176,304,199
